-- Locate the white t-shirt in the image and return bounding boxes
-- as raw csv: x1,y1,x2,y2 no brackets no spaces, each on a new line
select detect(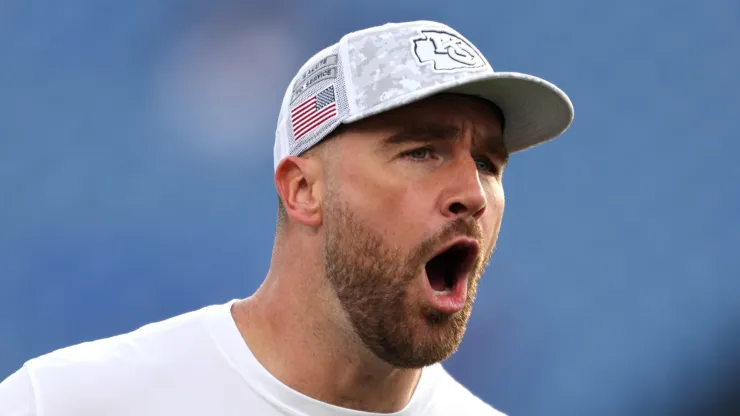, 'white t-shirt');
0,300,505,415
